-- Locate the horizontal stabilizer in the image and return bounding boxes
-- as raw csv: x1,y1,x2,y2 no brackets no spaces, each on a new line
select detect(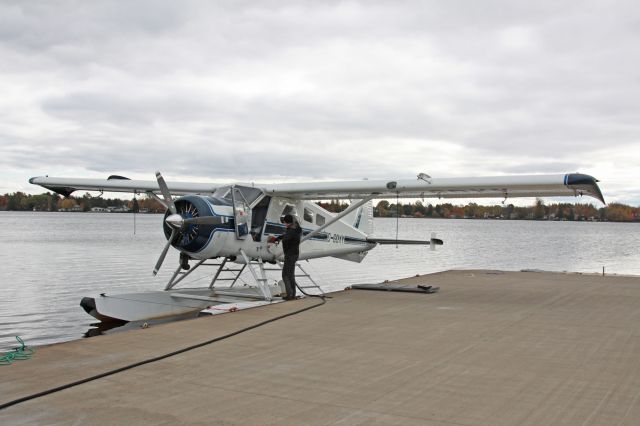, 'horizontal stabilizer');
367,237,444,245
